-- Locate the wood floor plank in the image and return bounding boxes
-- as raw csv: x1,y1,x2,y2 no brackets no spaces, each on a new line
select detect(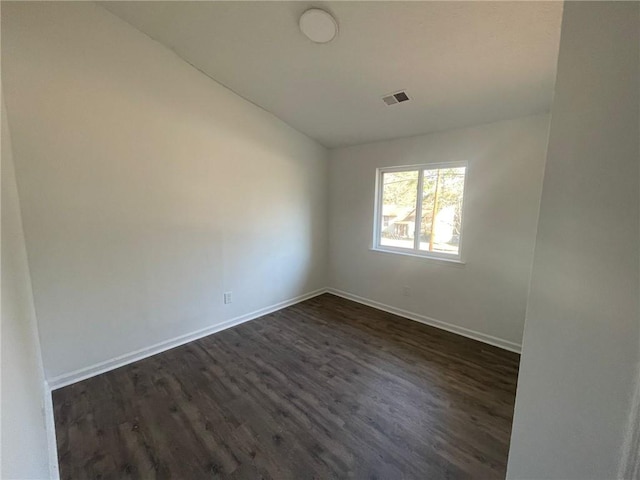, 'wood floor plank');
53,293,520,479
